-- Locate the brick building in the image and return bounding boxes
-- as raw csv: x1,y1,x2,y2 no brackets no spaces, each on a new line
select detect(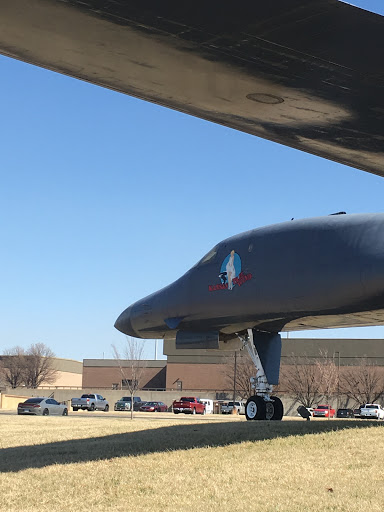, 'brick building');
82,359,166,389
81,338,384,392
